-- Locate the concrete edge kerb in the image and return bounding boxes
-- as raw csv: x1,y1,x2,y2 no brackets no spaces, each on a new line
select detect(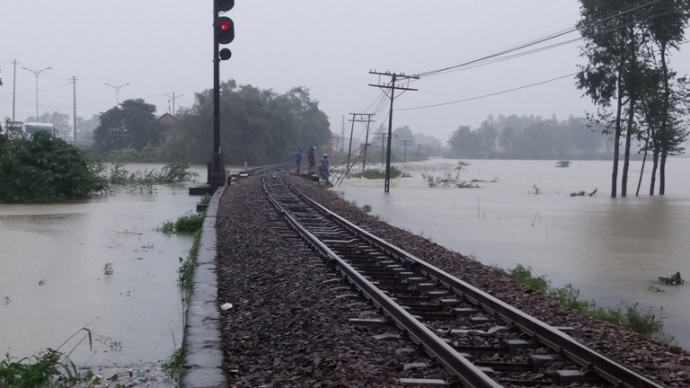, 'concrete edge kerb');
181,186,227,388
